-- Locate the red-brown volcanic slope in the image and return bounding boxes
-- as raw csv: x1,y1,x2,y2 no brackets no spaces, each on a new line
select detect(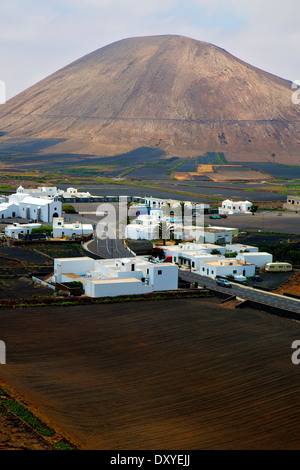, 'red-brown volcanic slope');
0,35,300,163
1,297,300,450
